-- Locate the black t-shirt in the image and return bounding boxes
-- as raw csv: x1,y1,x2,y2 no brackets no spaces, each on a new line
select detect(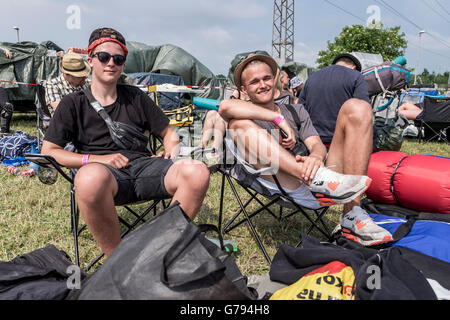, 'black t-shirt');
298,65,370,144
44,85,169,161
